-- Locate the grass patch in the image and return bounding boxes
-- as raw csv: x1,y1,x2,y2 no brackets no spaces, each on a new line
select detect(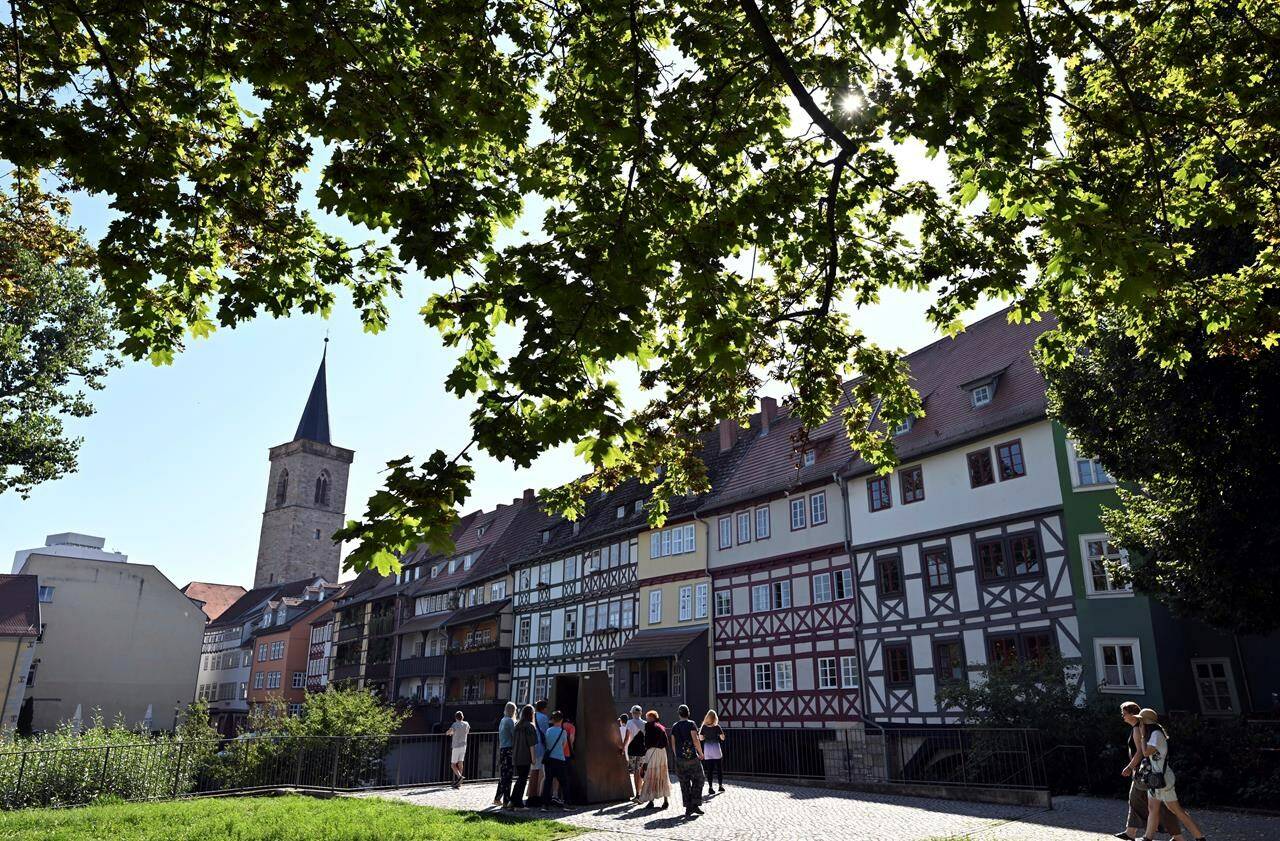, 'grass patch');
0,794,583,840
